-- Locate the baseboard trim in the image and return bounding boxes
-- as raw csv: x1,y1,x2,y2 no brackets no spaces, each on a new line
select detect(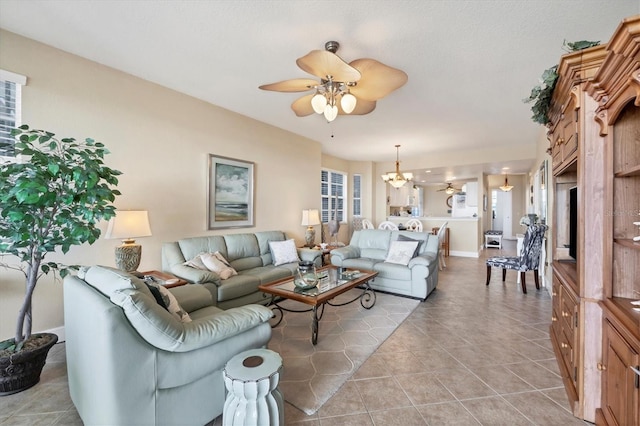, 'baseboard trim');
41,326,65,343
449,250,479,258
